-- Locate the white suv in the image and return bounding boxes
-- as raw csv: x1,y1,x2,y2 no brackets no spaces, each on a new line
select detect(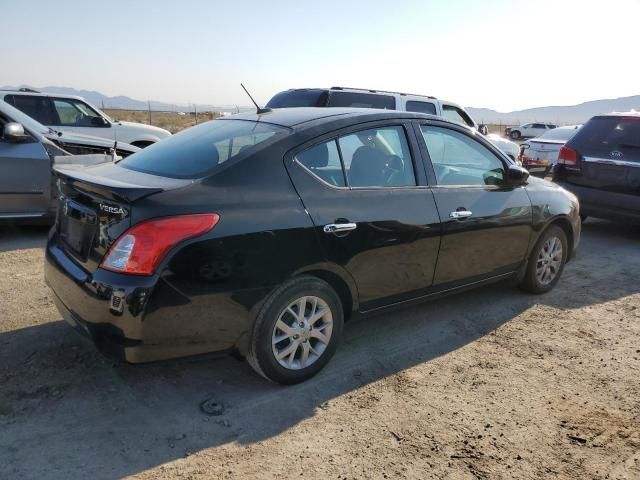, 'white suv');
505,123,557,140
0,90,171,148
266,87,521,161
